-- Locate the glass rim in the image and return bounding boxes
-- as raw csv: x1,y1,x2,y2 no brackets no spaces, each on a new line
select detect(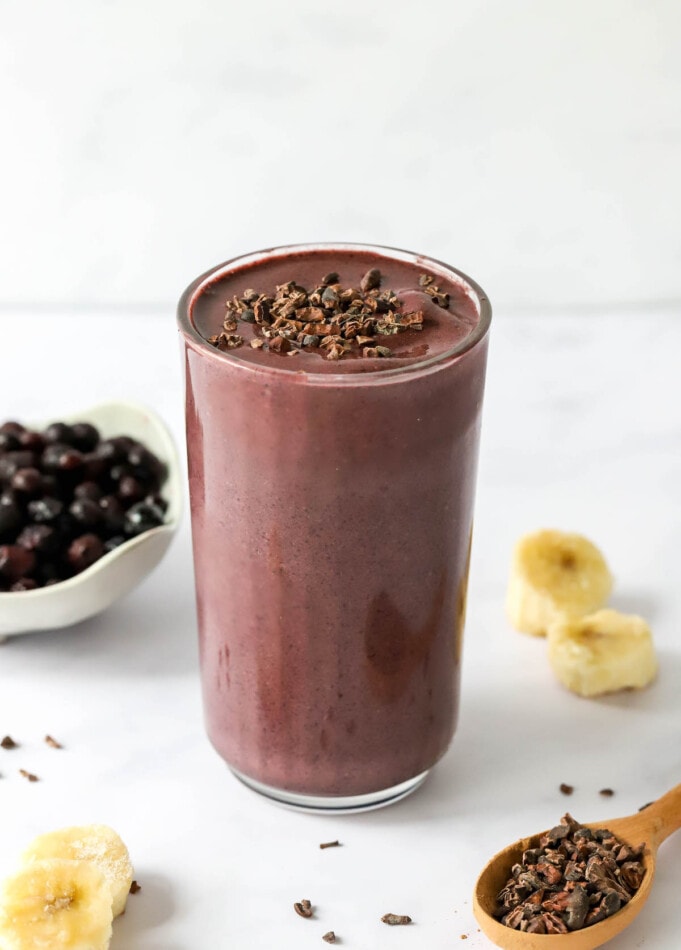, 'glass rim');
177,242,492,385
